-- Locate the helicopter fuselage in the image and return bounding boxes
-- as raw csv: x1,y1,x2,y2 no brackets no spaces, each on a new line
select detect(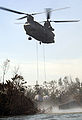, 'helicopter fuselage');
24,20,55,44
0,6,79,44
